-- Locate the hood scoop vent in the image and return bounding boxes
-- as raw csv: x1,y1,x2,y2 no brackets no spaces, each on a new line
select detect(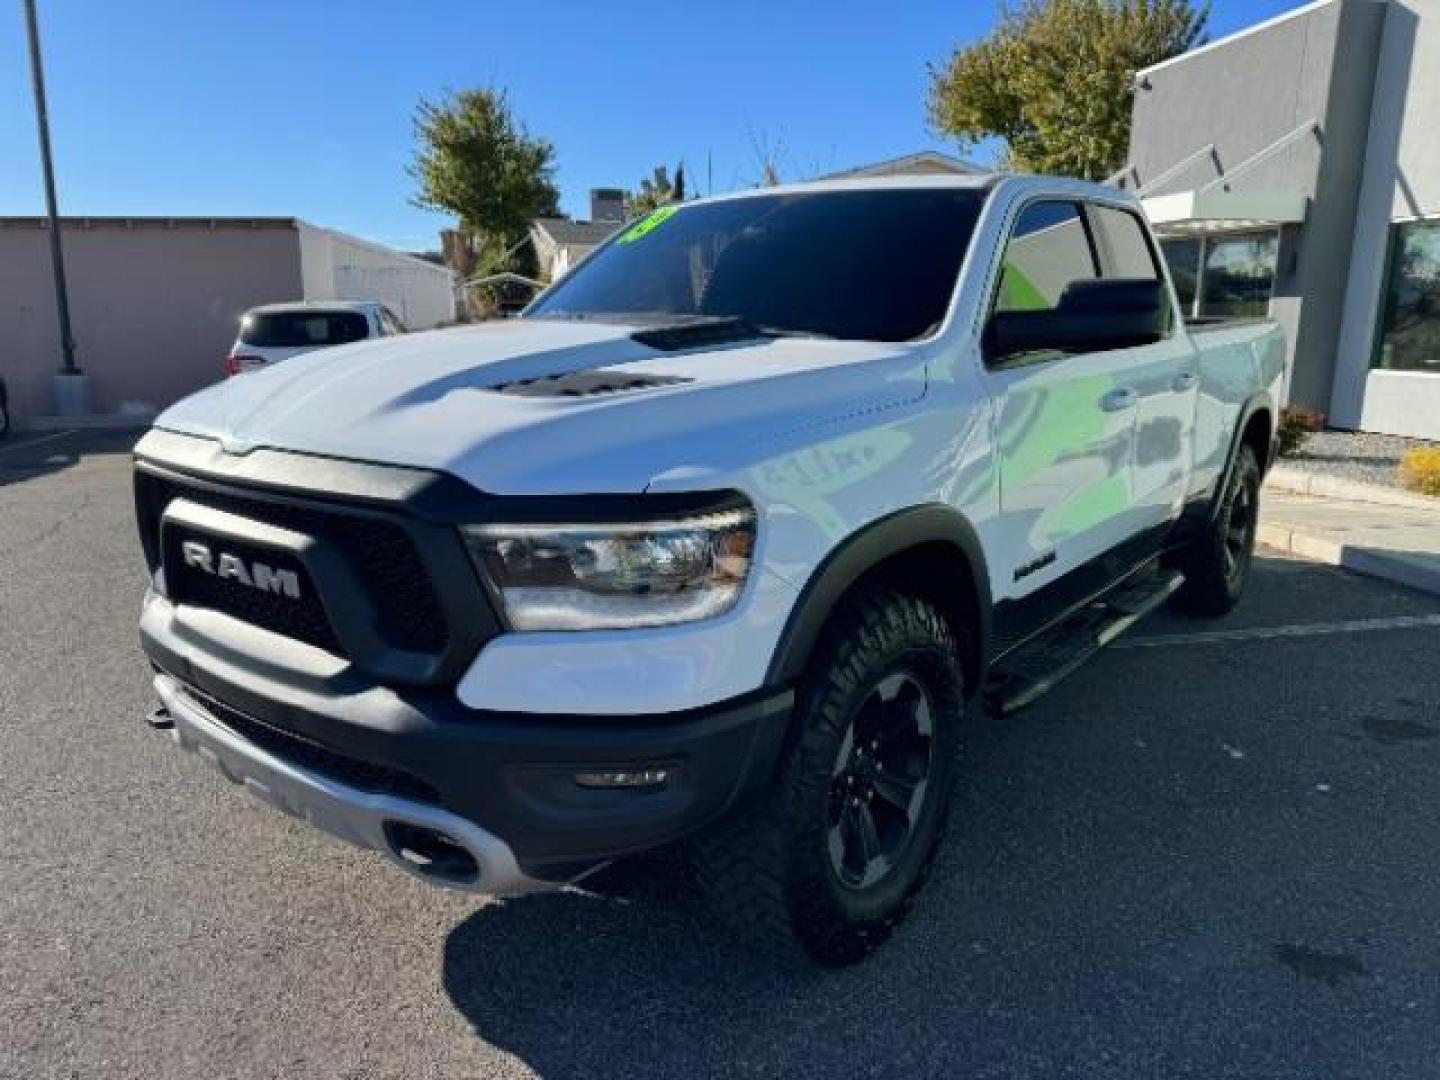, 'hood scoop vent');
489,370,691,399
